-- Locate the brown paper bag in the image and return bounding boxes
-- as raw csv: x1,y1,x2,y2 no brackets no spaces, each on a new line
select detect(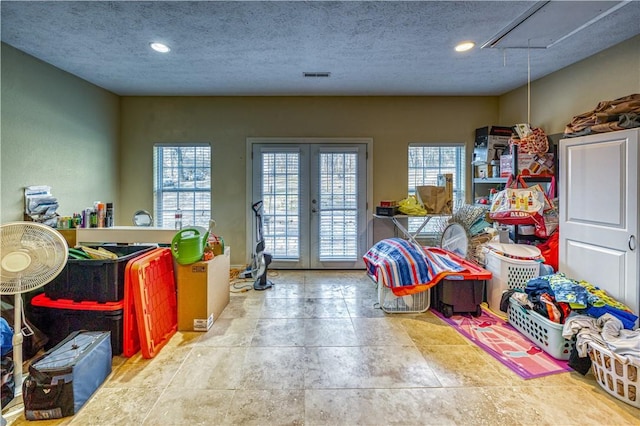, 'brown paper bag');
416,182,452,215
416,186,435,213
